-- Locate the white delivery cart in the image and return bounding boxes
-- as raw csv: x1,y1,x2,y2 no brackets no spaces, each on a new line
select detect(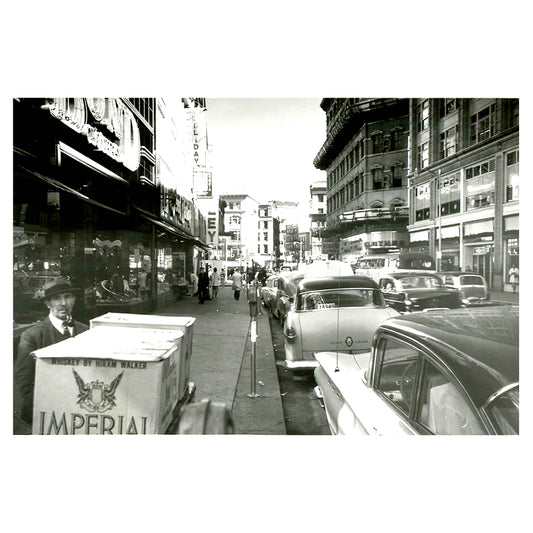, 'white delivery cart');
90,313,196,406
32,326,184,435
